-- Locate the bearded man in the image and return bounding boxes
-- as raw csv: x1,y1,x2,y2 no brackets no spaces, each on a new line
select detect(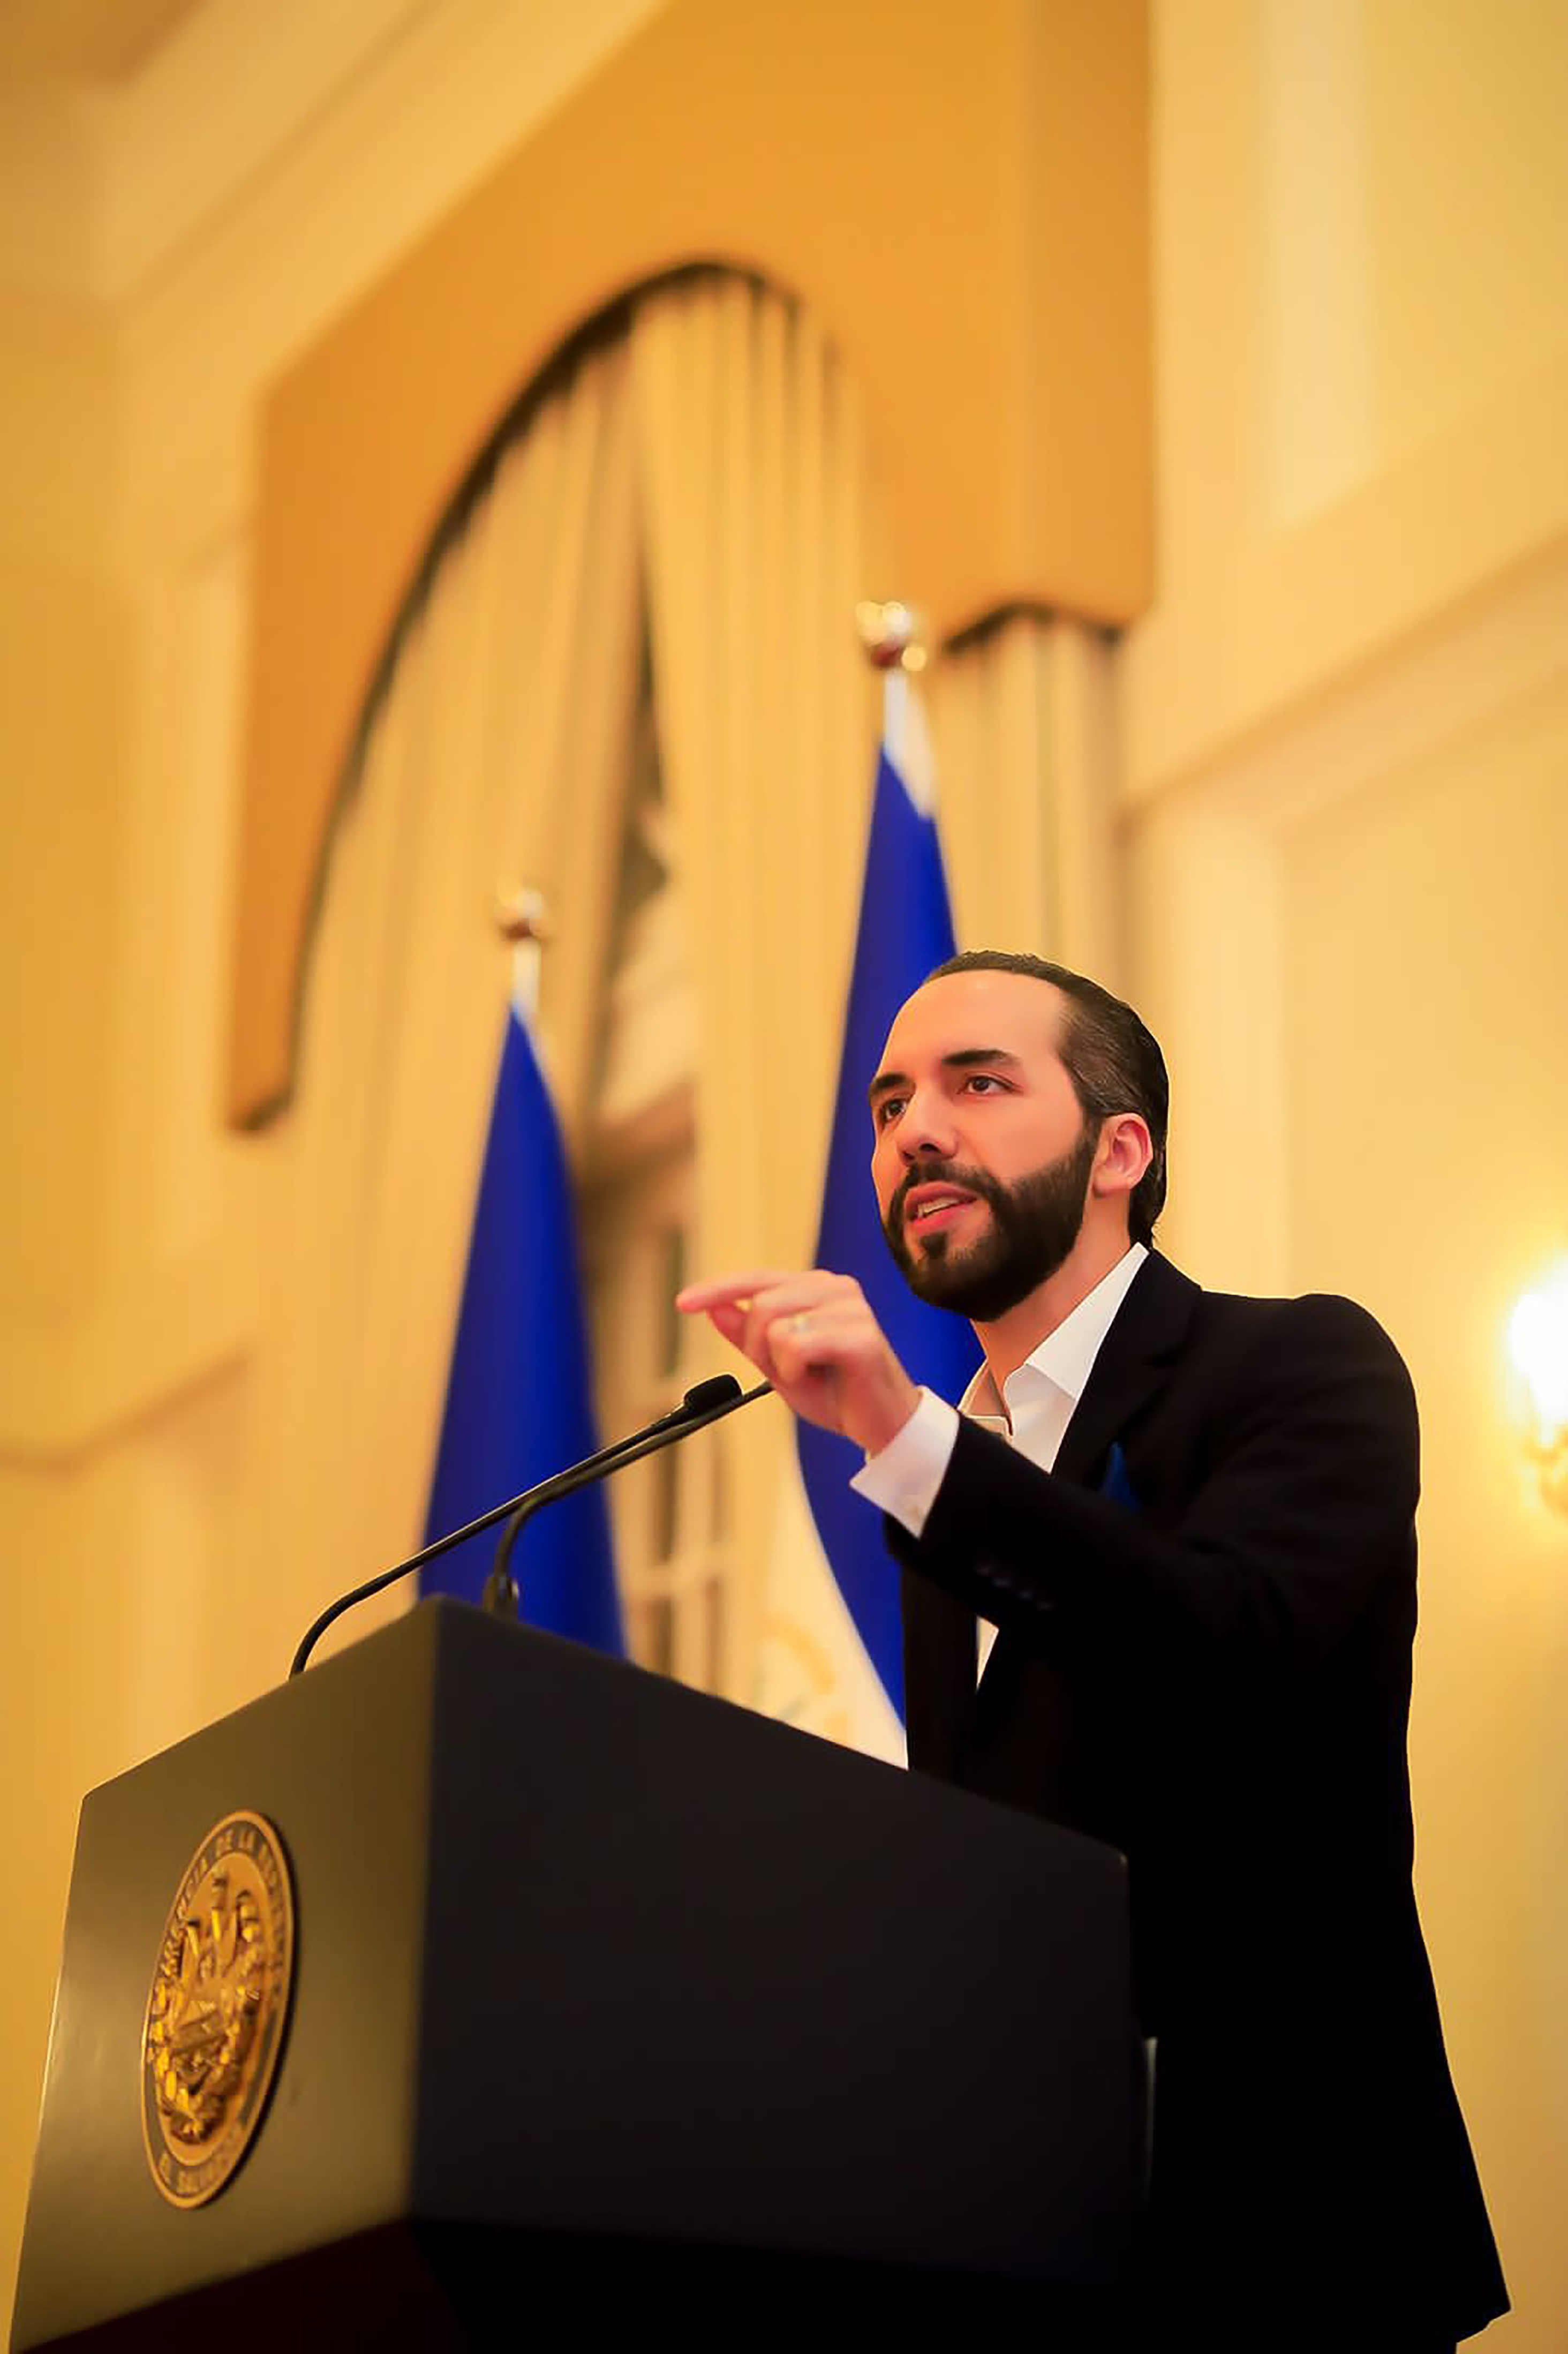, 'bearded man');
679,951,1506,2351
